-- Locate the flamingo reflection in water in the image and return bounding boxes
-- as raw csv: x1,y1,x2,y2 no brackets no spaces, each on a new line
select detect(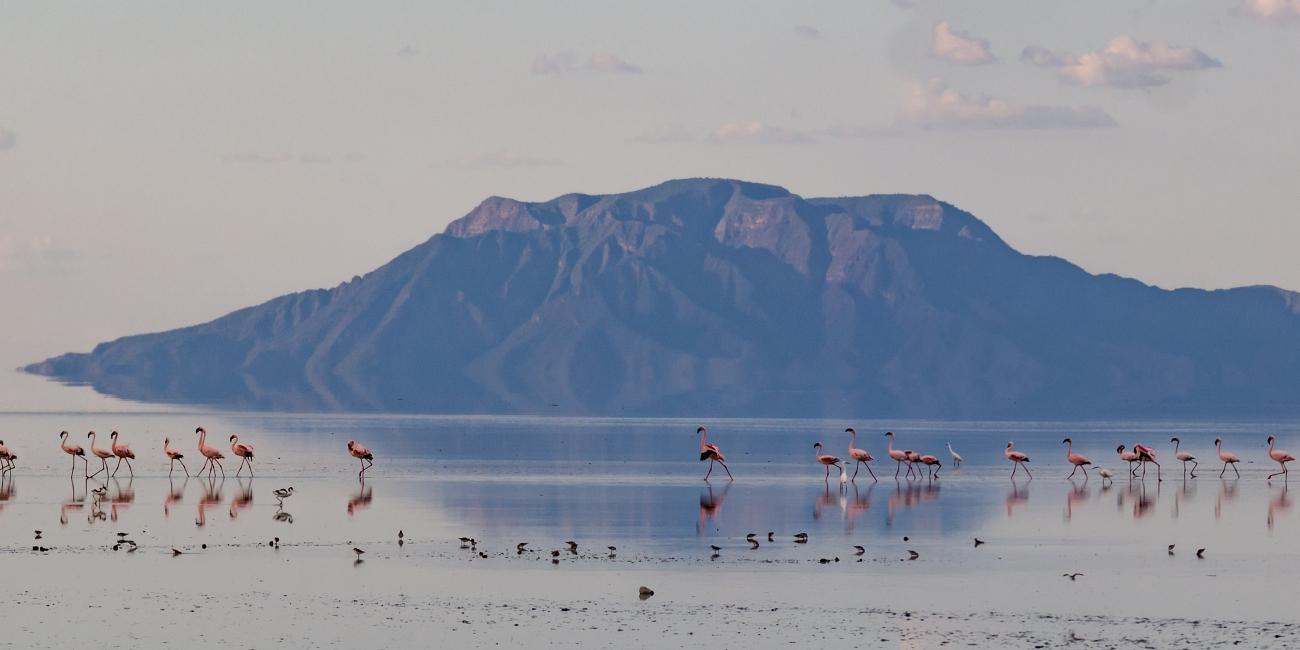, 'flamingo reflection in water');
0,472,13,516
1171,476,1196,519
61,477,86,525
845,482,875,531
1269,484,1291,530
1064,479,1089,521
109,478,135,522
886,478,939,526
696,482,729,536
1004,479,1029,517
348,480,373,516
1215,478,1239,520
196,477,224,527
164,477,186,518
229,479,254,519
